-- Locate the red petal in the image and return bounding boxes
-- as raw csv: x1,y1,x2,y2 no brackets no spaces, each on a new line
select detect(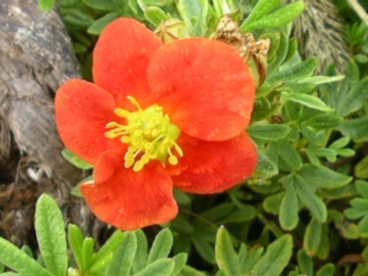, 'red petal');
80,150,178,230
93,18,163,110
147,38,255,141
55,79,121,164
167,133,257,194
